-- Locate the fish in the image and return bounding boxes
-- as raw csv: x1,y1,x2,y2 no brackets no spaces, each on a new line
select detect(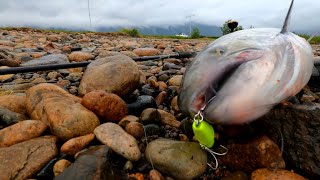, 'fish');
178,0,314,124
